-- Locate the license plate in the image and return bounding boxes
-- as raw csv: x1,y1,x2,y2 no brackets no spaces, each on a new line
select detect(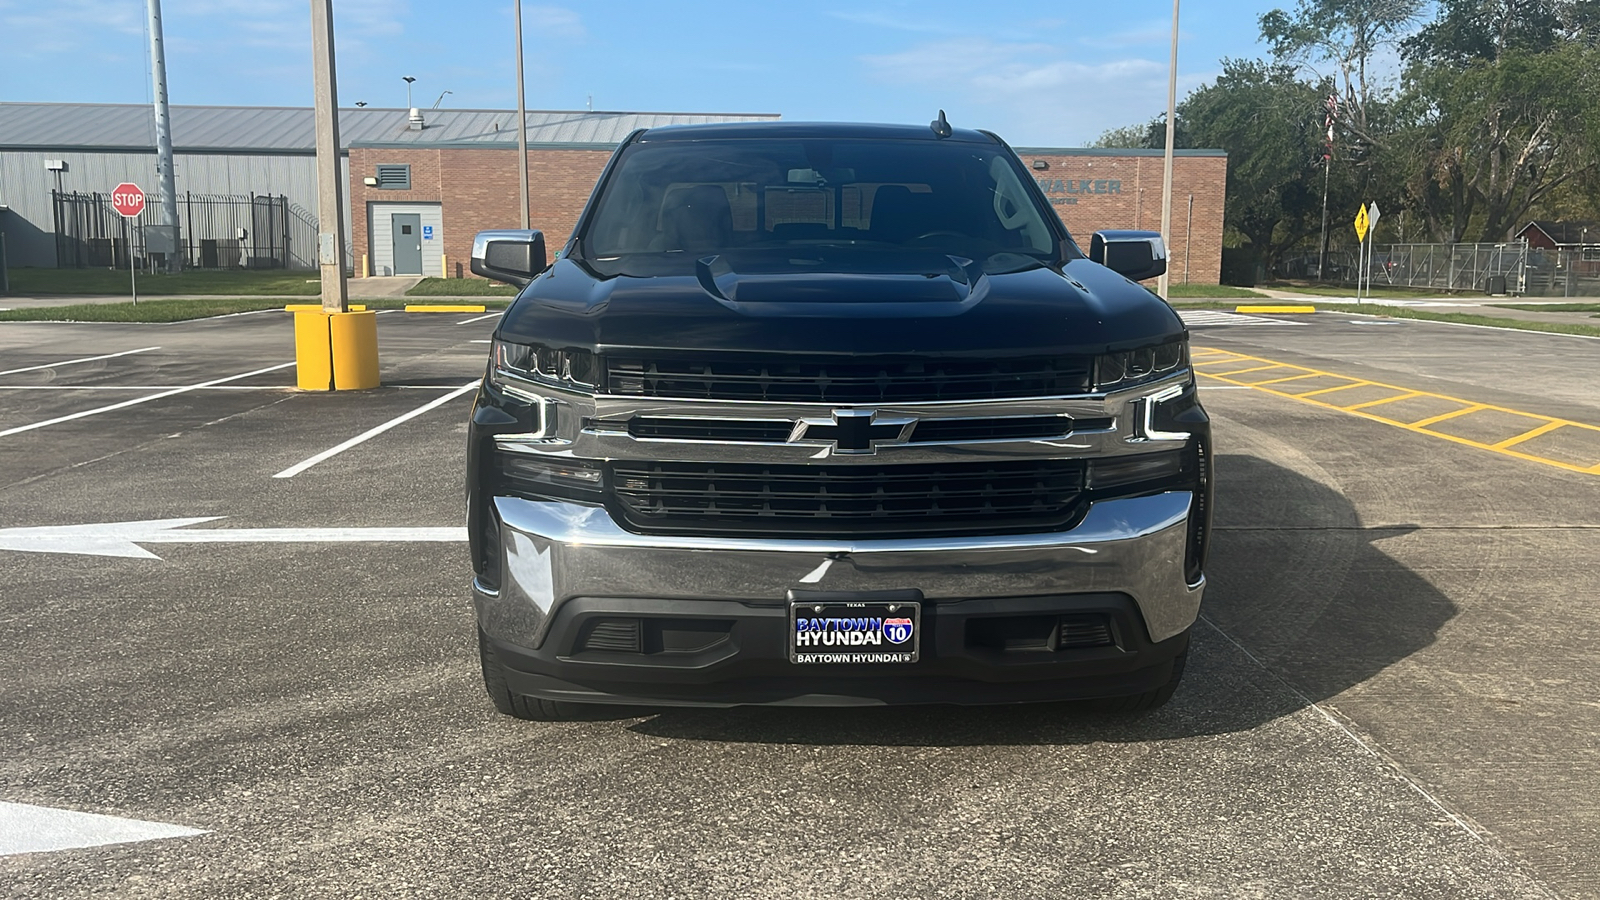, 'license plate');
788,594,921,664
